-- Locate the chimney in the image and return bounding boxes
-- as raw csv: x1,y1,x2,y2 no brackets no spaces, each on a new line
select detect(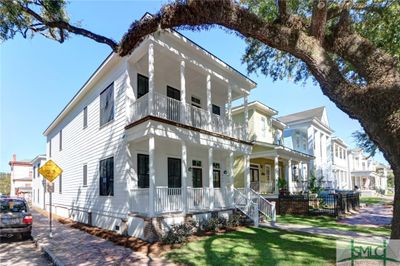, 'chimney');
12,154,16,162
